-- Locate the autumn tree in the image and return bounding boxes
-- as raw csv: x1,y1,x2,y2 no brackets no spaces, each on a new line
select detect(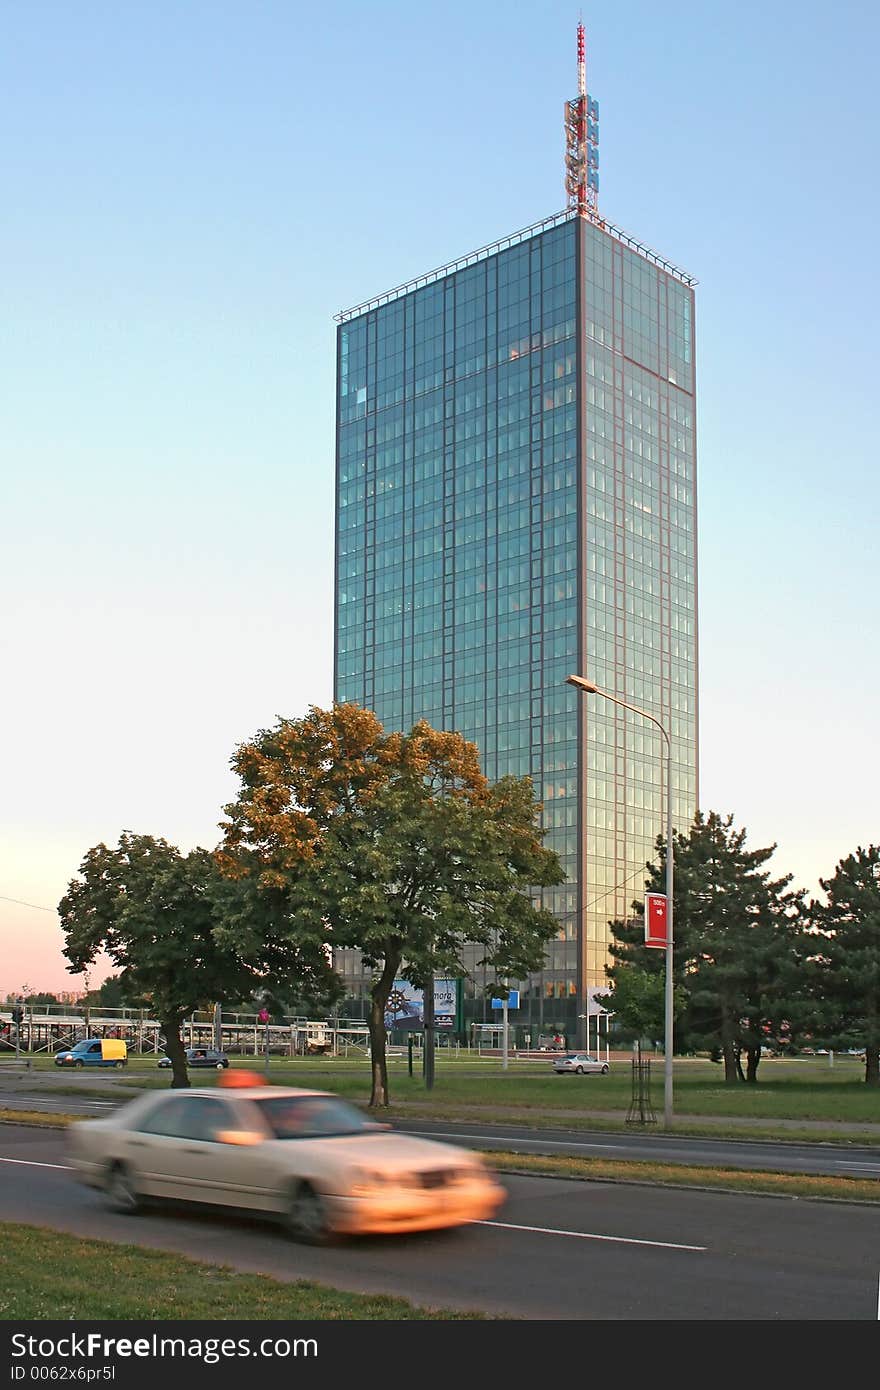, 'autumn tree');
605,812,804,1083
806,845,880,1086
220,703,563,1106
59,832,338,1088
